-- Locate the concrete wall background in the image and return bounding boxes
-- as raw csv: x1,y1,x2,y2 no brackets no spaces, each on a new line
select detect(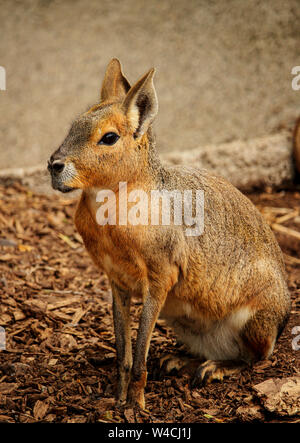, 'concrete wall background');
0,0,299,169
